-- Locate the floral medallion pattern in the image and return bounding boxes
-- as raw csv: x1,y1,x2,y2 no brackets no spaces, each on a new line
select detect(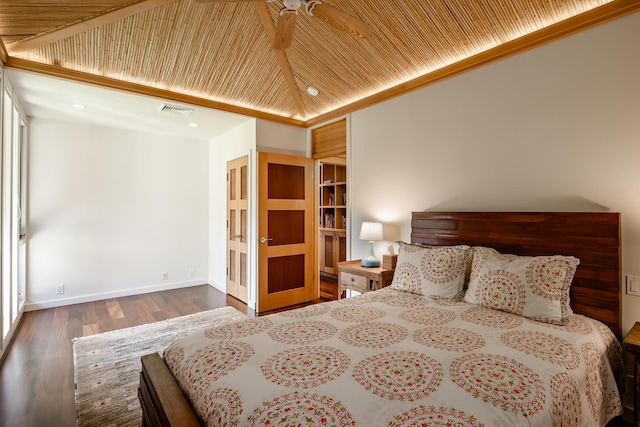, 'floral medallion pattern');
330,305,386,323
339,322,408,348
500,331,579,369
527,315,594,335
164,345,184,367
391,243,470,298
178,341,253,394
473,270,525,315
399,307,456,326
450,353,545,416
582,341,609,420
430,295,467,306
461,306,523,329
247,391,355,427
163,288,623,426
414,327,485,352
524,257,572,300
196,388,242,427
380,291,429,308
592,320,623,366
164,346,184,380
392,261,422,294
260,346,349,388
388,405,485,427
549,372,581,427
402,243,428,253
353,351,442,401
421,246,468,284
204,317,273,340
337,290,382,305
468,248,490,283
606,390,623,418
469,247,518,282
268,320,337,345
280,303,331,318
